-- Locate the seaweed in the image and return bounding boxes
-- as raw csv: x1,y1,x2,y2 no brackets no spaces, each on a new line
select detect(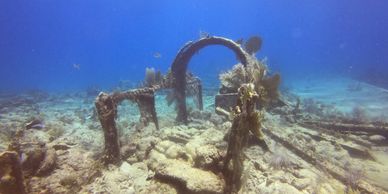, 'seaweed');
351,106,368,123
344,164,365,190
219,64,247,93
219,56,281,108
269,149,292,170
